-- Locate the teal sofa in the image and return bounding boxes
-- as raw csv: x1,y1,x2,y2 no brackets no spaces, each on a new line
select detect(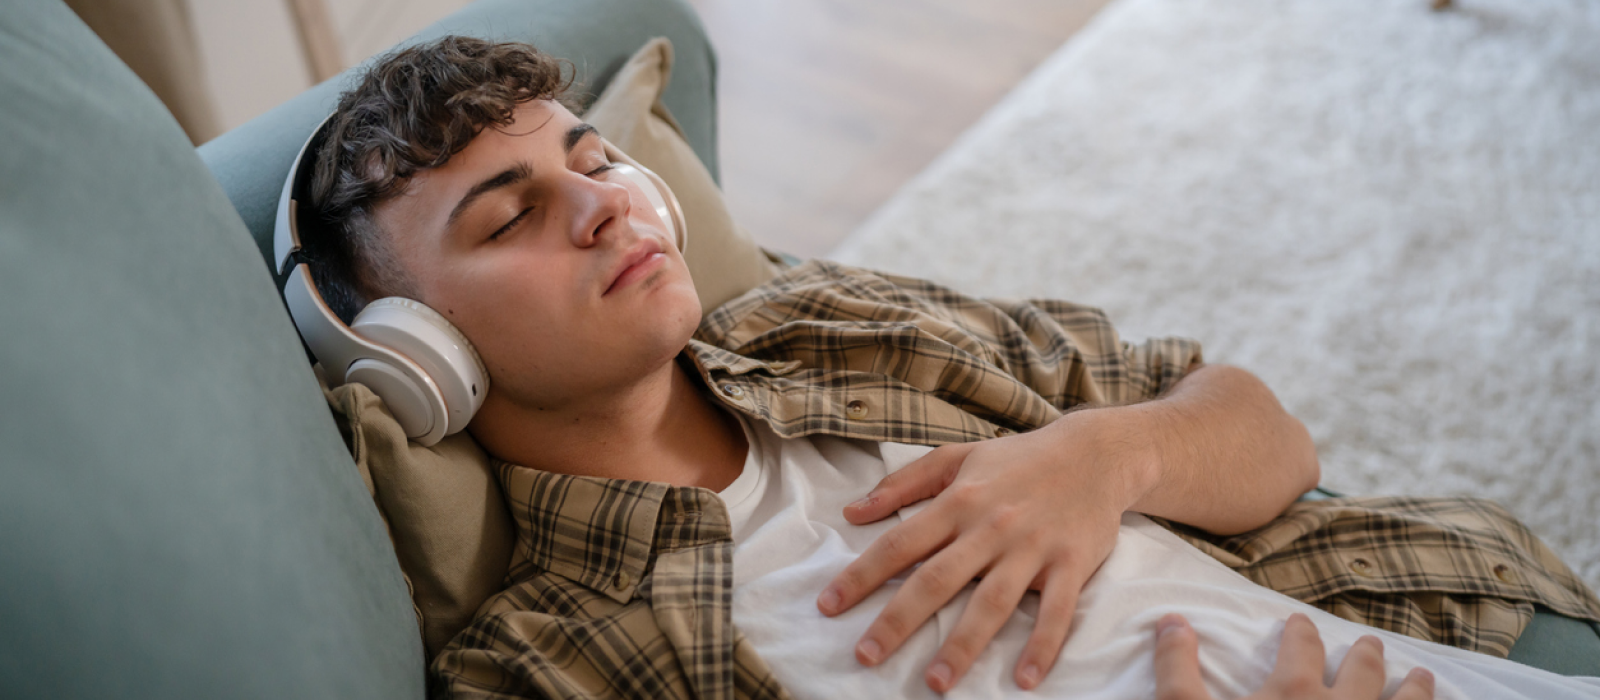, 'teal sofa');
0,0,717,696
